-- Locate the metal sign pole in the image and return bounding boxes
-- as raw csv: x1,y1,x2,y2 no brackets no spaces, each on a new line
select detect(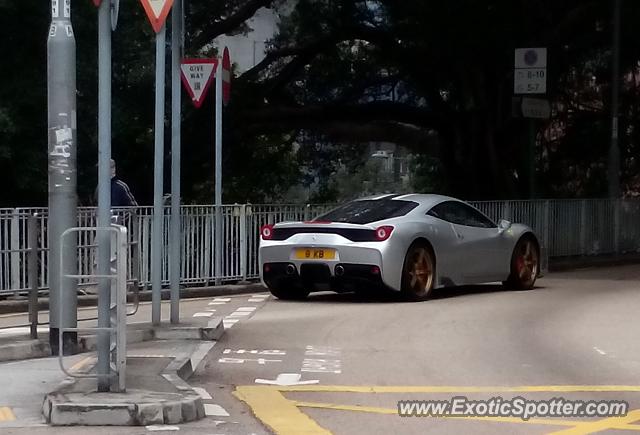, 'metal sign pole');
152,24,167,326
47,0,78,356
170,0,183,324
214,61,223,285
96,0,113,392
